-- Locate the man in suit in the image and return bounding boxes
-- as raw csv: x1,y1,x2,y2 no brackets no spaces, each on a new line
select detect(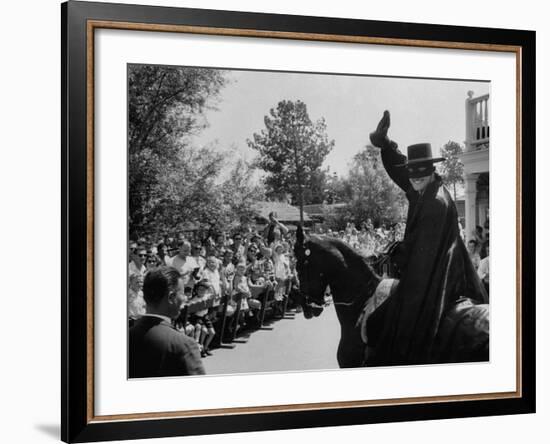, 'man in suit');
129,266,205,378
